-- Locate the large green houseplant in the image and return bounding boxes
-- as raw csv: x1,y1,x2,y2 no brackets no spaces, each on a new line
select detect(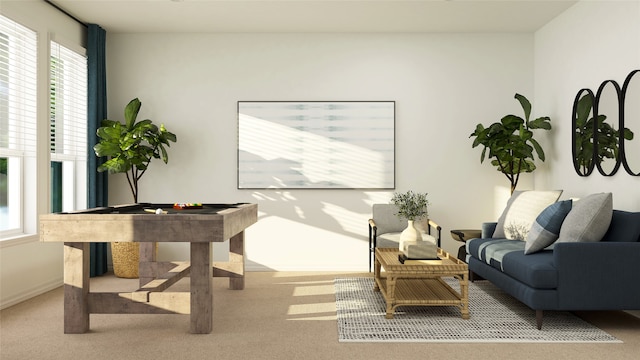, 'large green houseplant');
94,98,177,203
469,93,551,194
93,98,177,278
